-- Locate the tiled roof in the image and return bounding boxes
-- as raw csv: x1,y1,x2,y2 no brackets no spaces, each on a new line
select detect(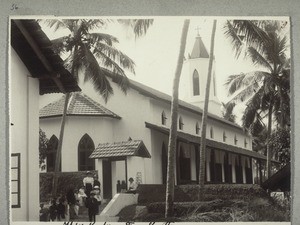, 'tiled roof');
11,20,80,94
110,73,244,131
39,92,121,119
90,140,151,159
145,122,277,162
